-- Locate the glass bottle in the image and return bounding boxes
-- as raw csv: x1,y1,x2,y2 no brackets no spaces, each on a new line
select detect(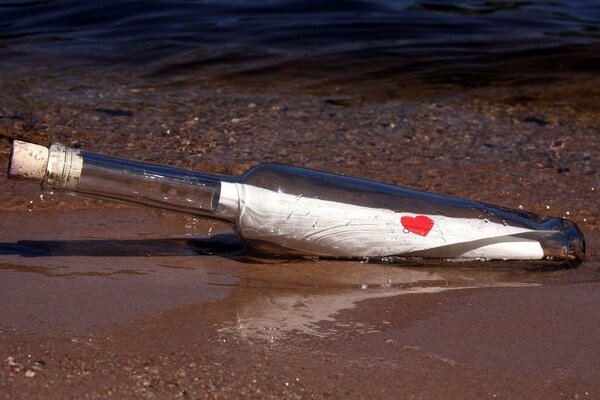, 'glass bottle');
8,141,585,264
